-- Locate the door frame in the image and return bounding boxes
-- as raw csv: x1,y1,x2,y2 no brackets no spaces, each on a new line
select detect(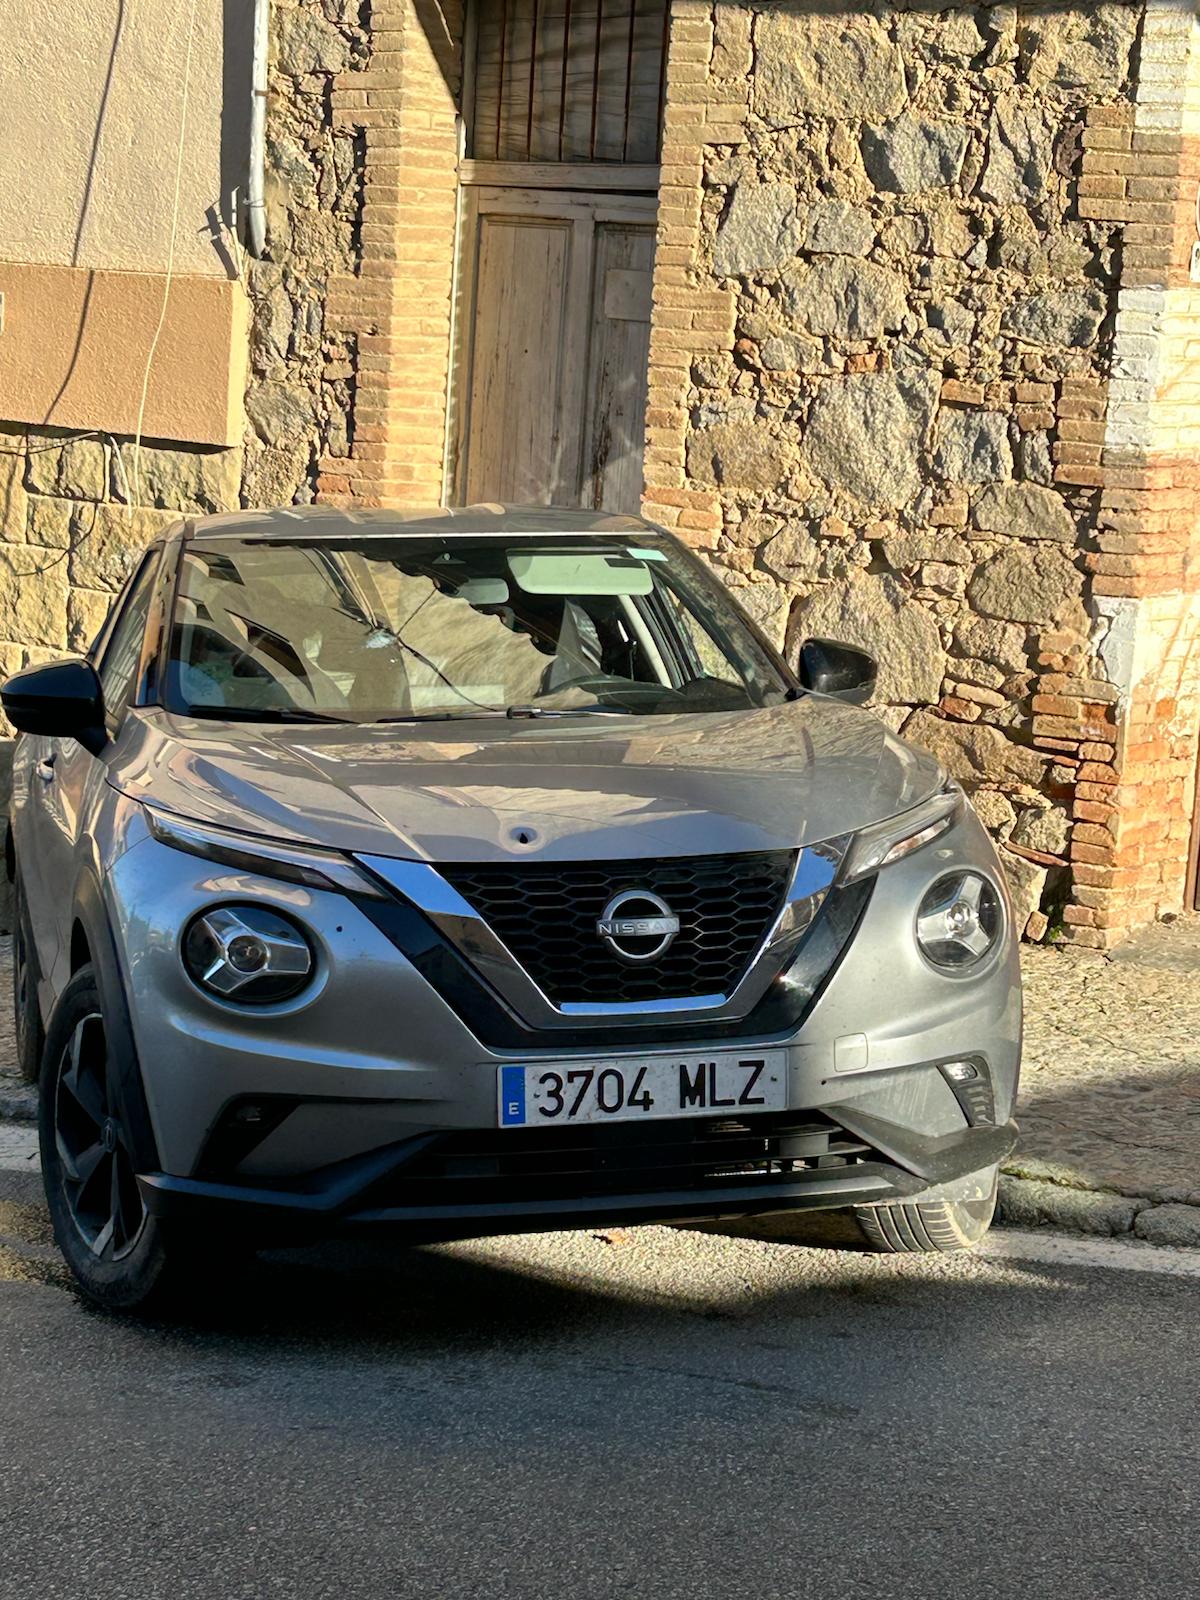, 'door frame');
449,179,658,507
